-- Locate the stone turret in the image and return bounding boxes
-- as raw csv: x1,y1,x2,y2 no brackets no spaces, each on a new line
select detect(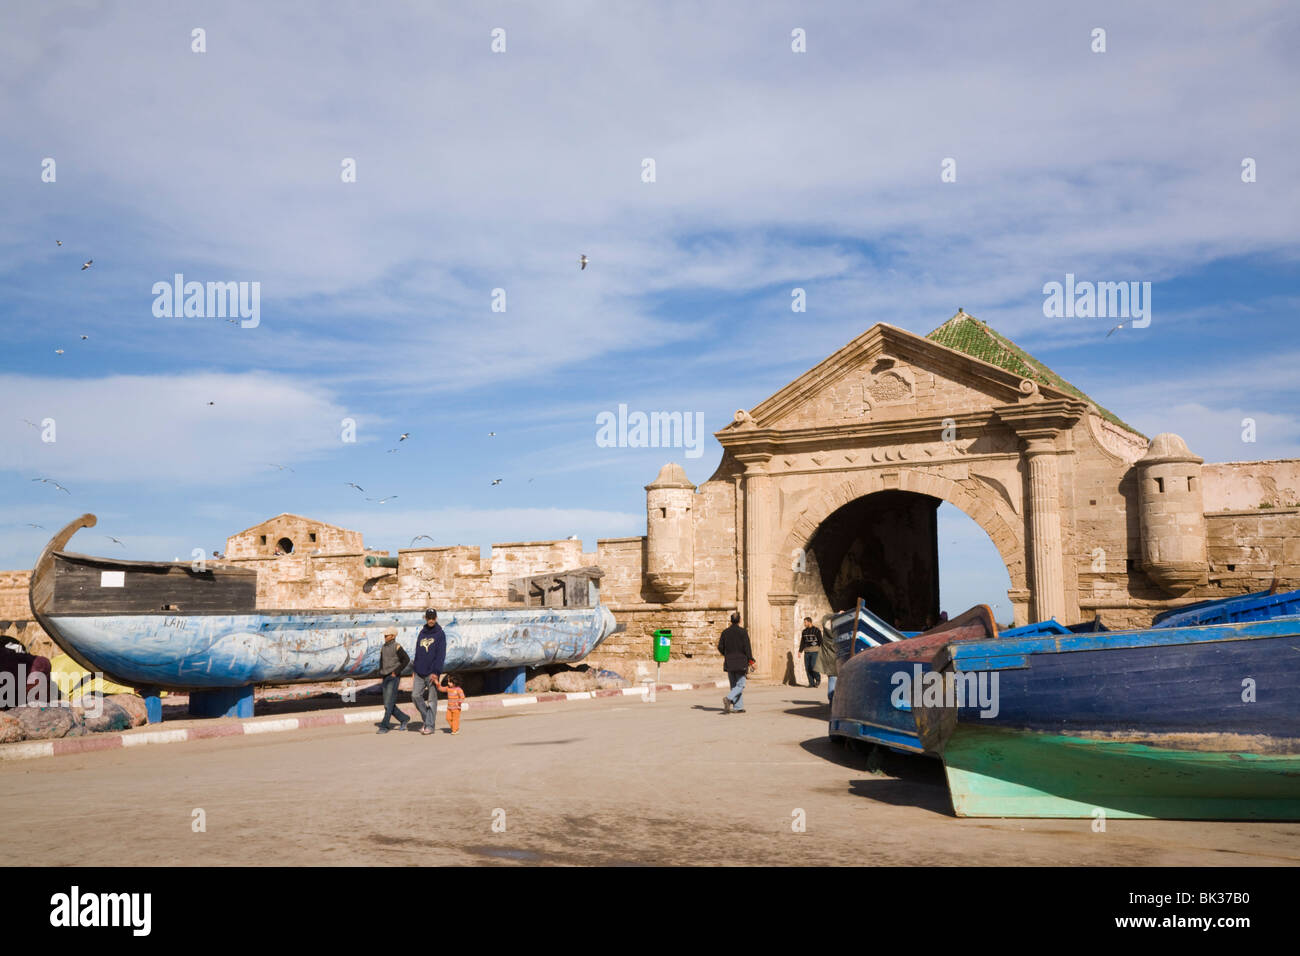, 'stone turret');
1136,433,1208,594
645,463,695,599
